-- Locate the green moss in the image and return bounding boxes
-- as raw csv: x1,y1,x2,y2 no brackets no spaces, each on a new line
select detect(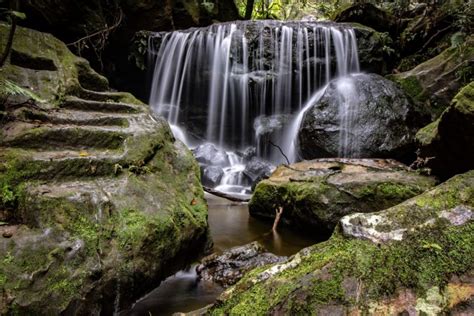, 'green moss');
395,75,425,102
452,81,474,114
211,172,474,314
416,120,440,146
